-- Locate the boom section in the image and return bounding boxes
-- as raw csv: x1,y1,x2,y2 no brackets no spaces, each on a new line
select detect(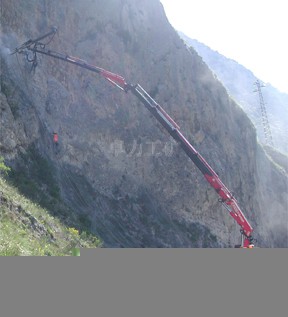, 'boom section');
129,85,254,246
11,29,255,247
11,28,127,91
32,47,128,91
